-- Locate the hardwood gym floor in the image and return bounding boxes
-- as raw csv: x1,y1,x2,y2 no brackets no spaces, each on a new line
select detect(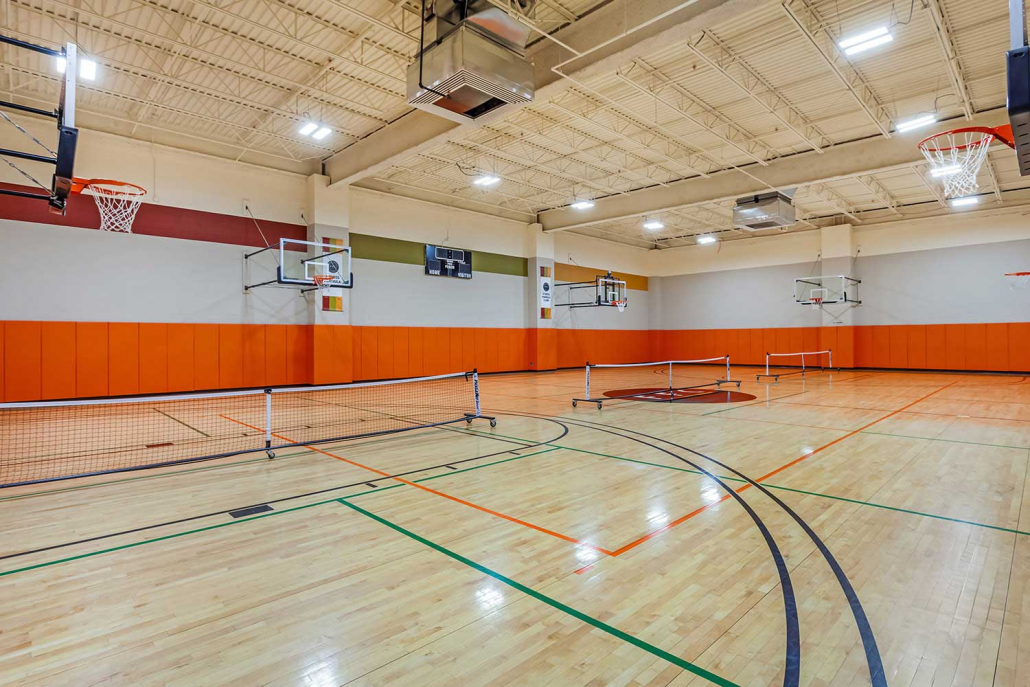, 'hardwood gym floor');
0,368,1027,686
